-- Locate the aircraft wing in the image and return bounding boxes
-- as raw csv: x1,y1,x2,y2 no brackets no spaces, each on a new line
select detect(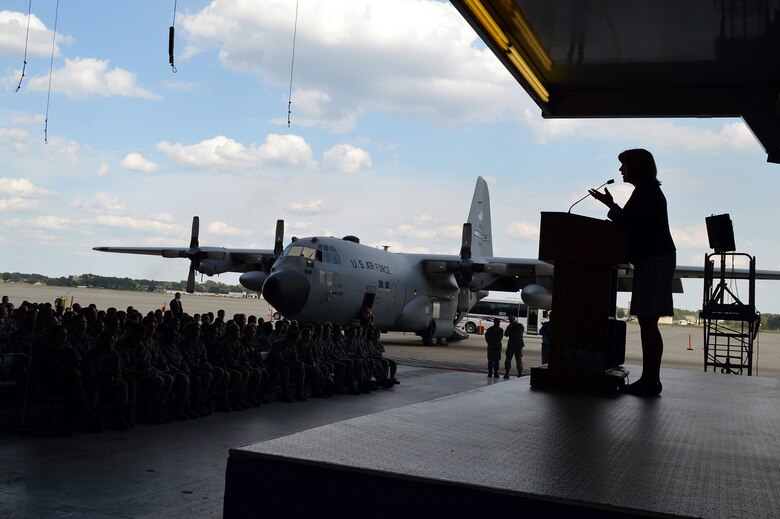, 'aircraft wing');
93,246,189,257
92,246,276,273
674,265,780,281
420,255,553,291
422,252,780,311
